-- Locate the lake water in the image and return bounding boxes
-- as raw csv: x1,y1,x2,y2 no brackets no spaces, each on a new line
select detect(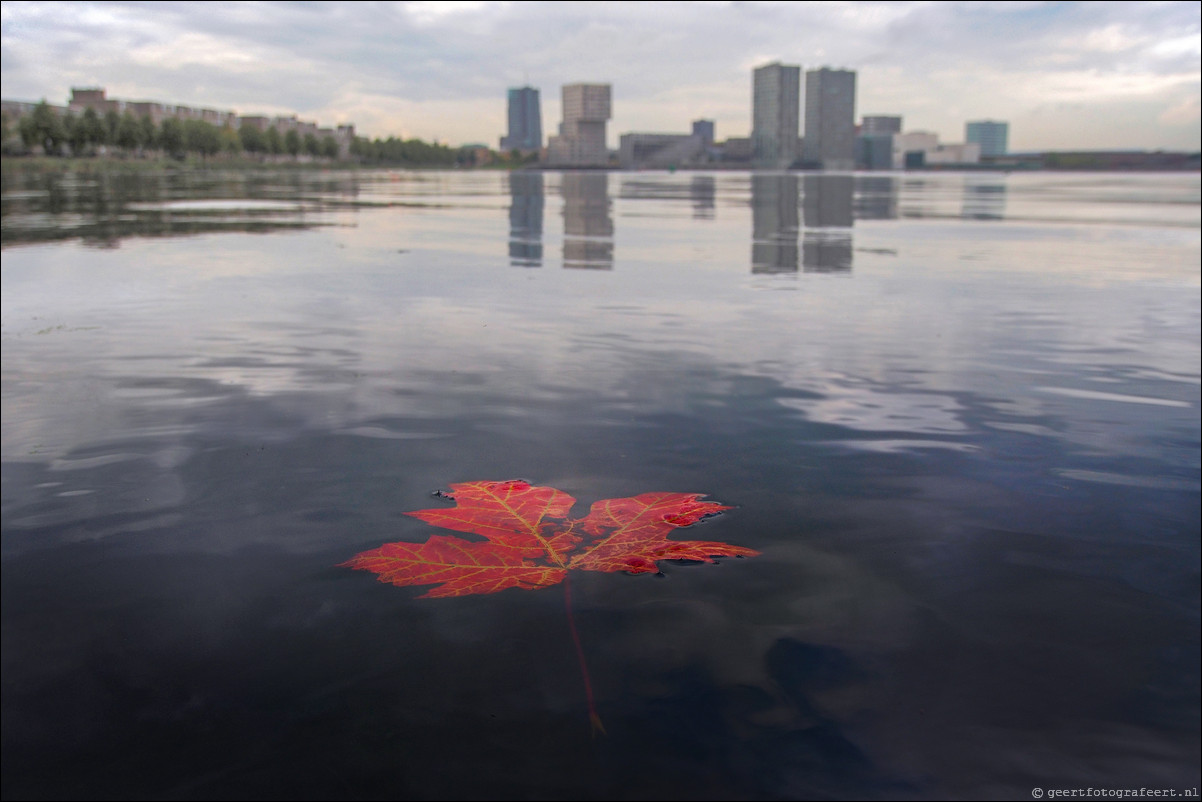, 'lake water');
2,167,1199,800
